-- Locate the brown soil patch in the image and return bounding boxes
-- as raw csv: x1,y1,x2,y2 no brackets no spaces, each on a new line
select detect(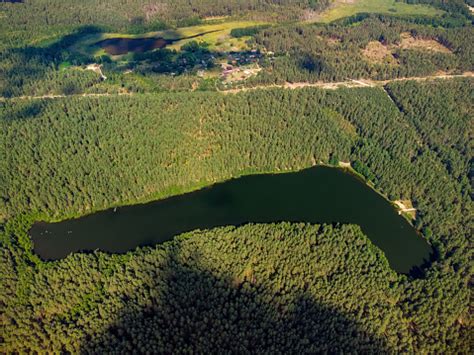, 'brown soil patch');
394,199,417,220
398,32,451,53
301,9,320,21
362,41,398,65
315,35,340,46
326,36,342,46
